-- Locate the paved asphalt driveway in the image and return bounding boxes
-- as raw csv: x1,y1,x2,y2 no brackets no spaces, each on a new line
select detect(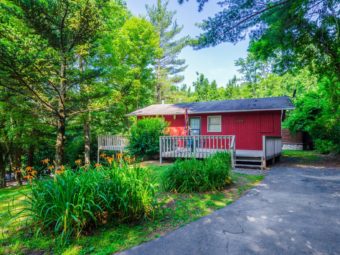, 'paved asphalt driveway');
118,166,340,255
